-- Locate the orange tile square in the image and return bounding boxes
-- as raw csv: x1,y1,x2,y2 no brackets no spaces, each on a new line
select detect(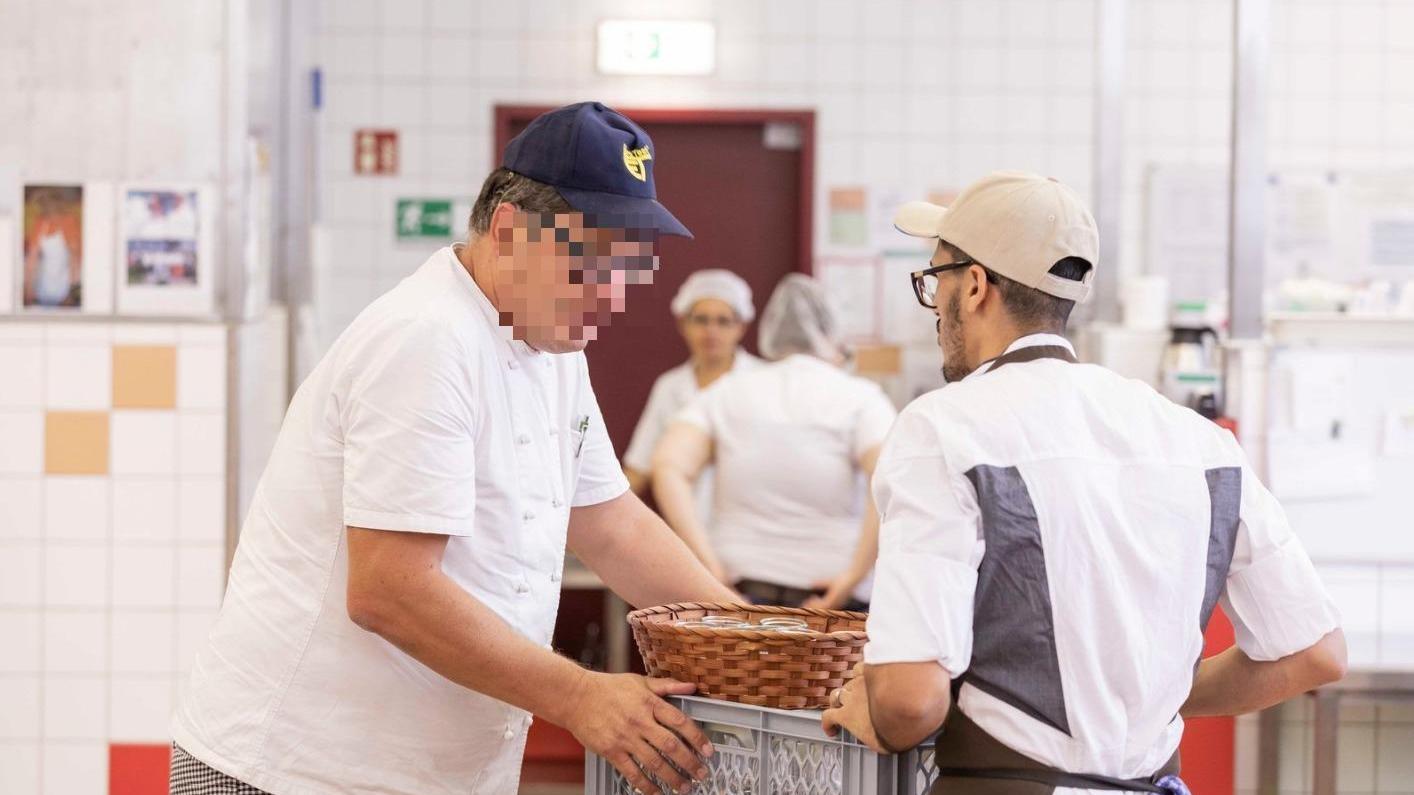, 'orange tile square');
113,345,177,409
45,411,110,475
